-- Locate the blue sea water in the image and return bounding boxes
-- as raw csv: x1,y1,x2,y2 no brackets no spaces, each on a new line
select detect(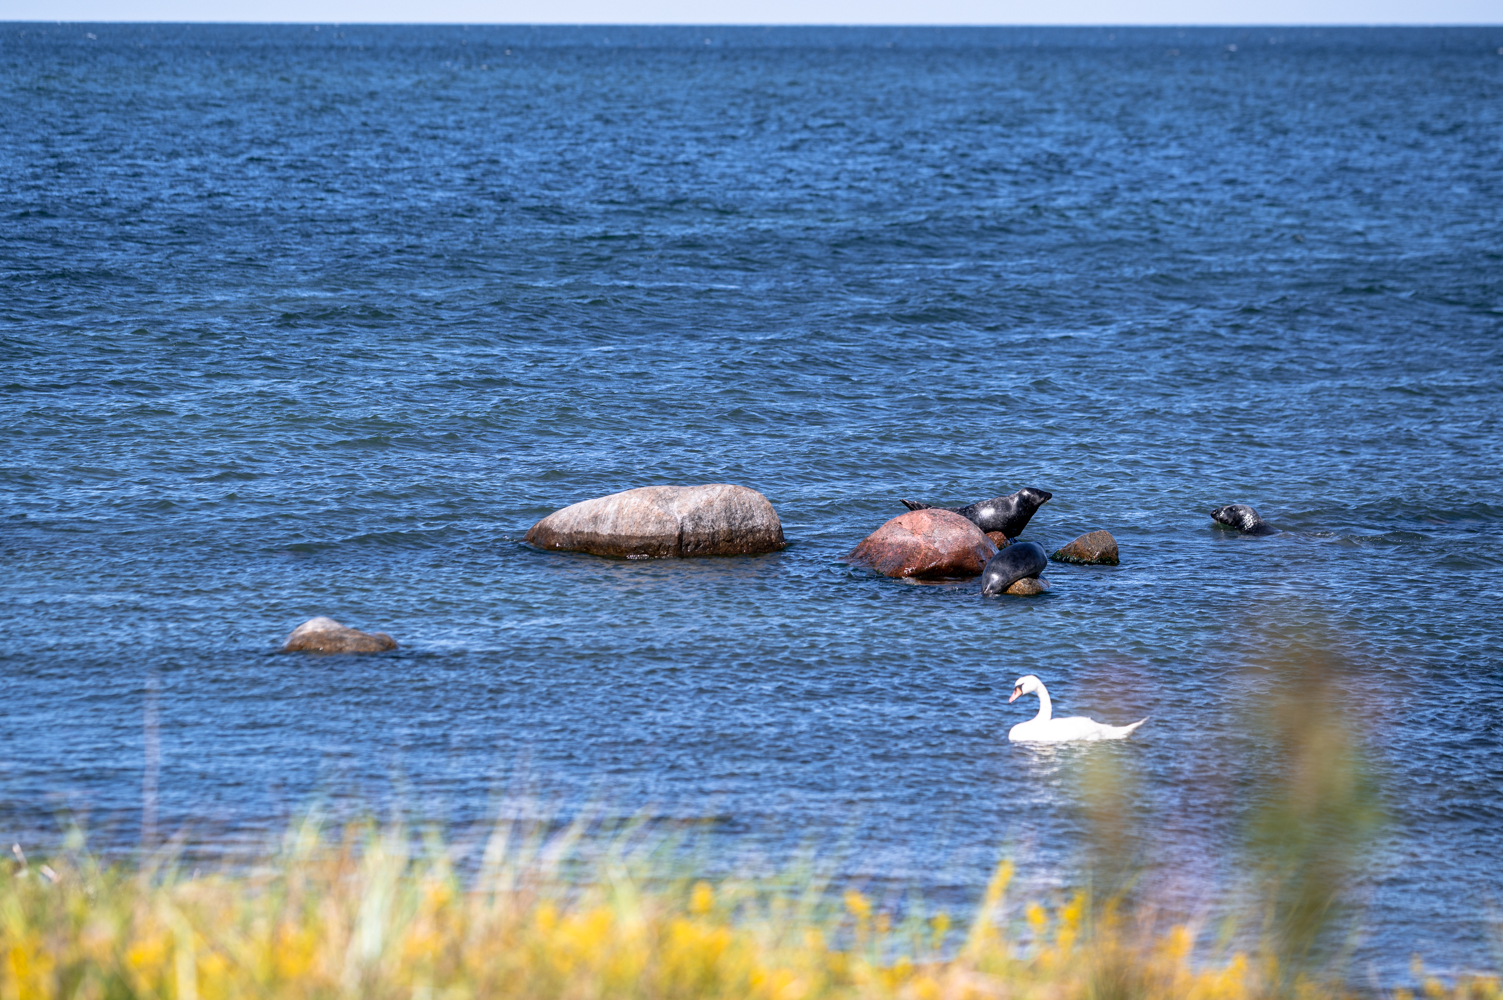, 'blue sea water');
3,22,1502,981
